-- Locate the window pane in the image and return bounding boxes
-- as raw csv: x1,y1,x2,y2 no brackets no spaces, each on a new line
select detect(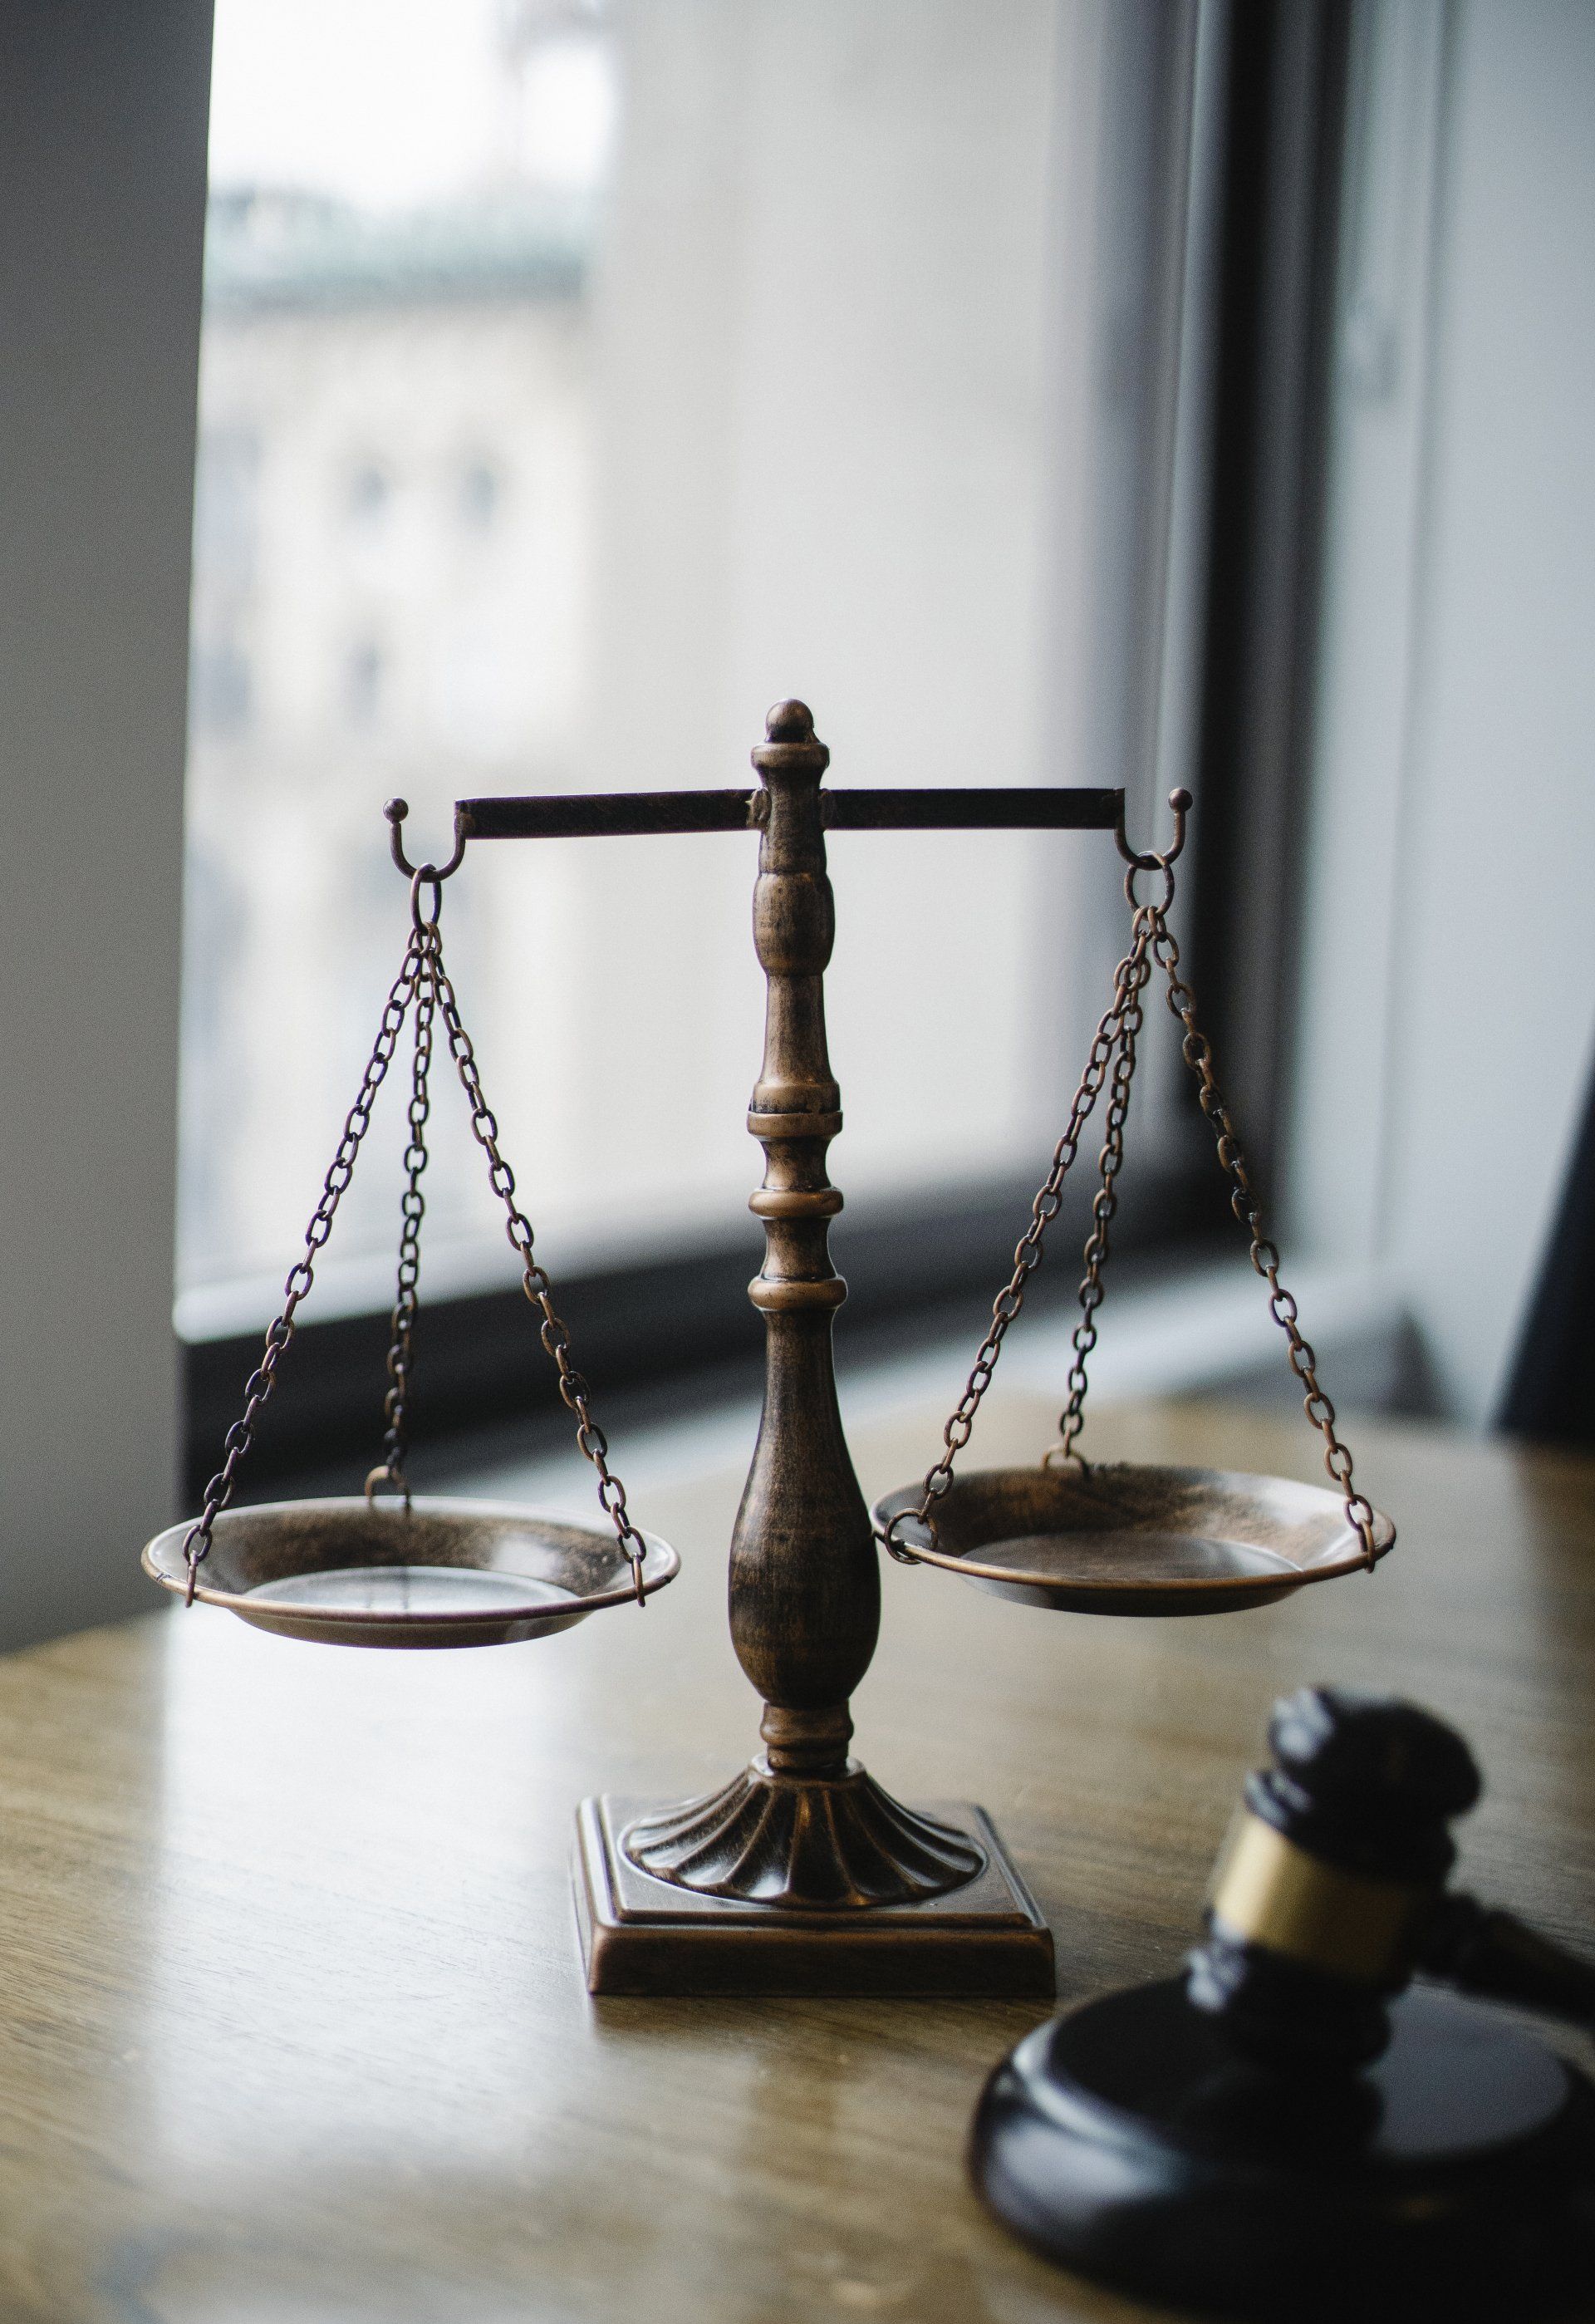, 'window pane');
180,0,1190,1341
